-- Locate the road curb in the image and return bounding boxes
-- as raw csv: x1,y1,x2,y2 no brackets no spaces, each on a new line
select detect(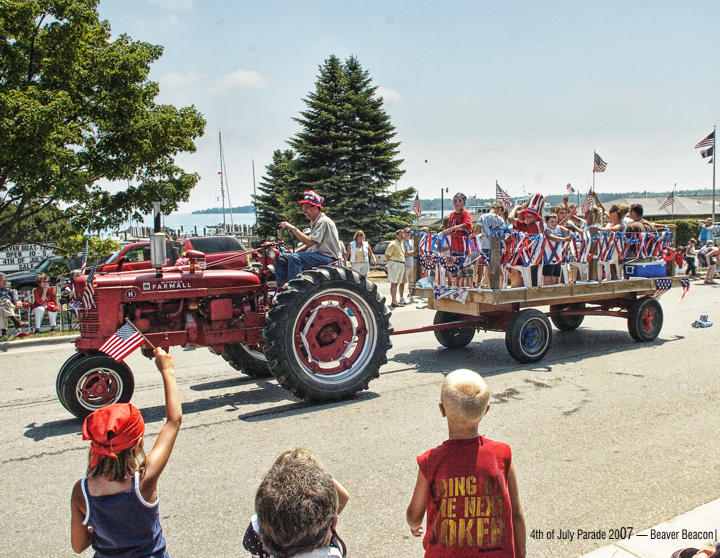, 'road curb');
0,334,78,352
